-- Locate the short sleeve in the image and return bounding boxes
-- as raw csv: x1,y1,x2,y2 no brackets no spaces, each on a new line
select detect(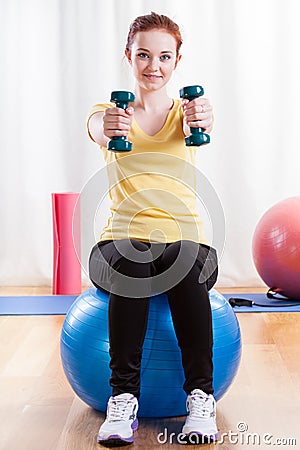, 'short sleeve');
86,103,112,143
